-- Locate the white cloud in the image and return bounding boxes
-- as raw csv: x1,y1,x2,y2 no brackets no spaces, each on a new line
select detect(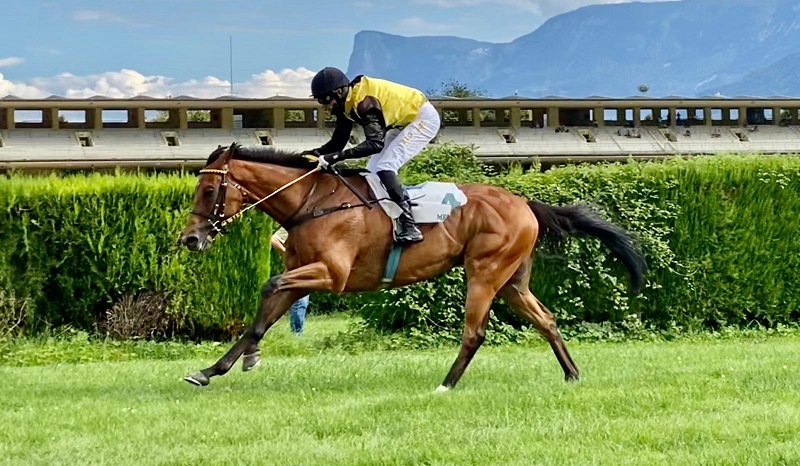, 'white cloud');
70,10,149,27
72,10,128,23
412,0,677,17
0,73,45,98
0,57,24,68
0,68,316,99
233,68,317,97
470,47,490,57
397,16,456,34
413,0,542,15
